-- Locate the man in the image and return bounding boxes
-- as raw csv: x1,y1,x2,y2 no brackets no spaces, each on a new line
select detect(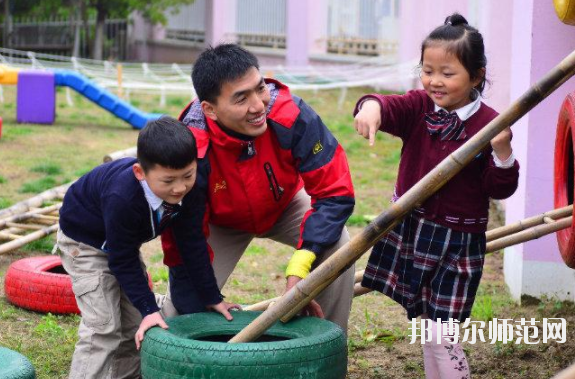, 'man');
161,44,355,331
